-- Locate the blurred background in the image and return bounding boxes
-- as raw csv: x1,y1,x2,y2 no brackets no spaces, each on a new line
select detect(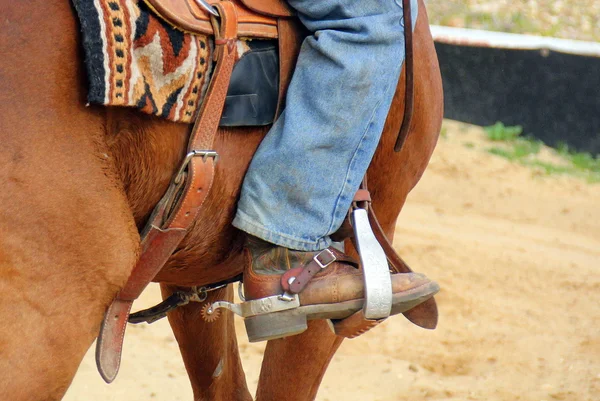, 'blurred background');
64,1,599,400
